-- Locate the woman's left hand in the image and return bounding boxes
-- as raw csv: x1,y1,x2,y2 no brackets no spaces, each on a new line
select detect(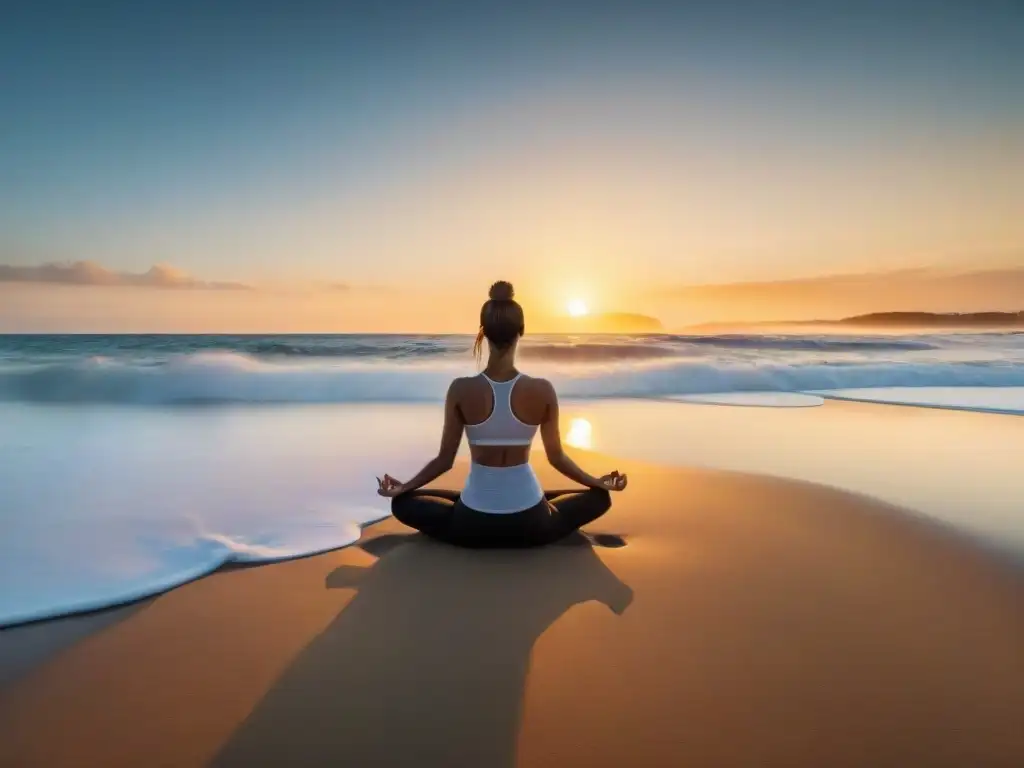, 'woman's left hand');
376,474,406,498
598,471,628,491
